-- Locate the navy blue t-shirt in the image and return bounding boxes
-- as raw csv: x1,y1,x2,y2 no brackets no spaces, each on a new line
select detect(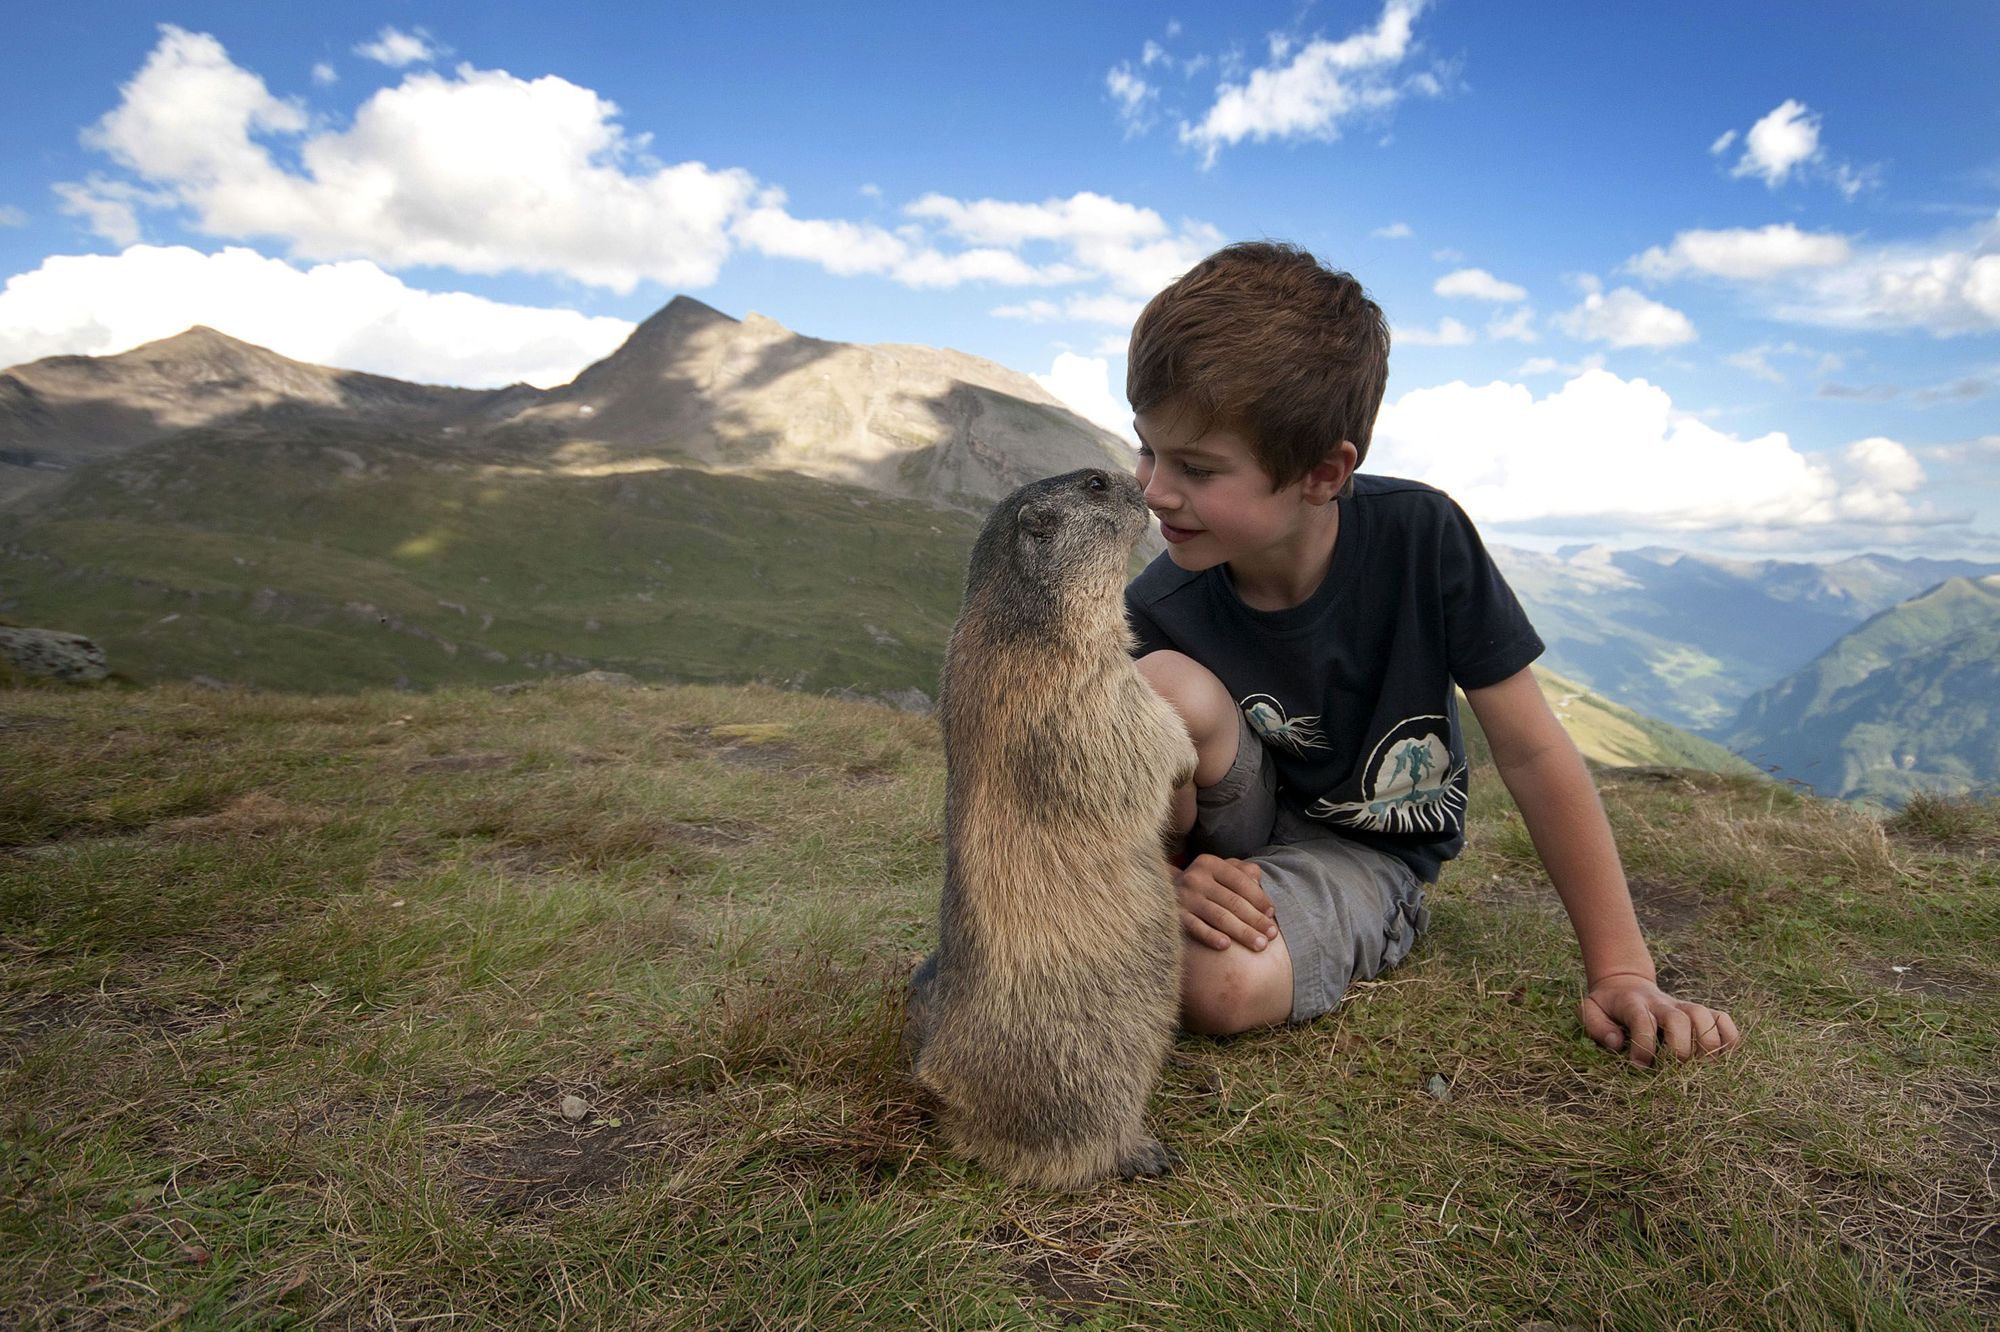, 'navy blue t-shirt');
1124,474,1544,882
